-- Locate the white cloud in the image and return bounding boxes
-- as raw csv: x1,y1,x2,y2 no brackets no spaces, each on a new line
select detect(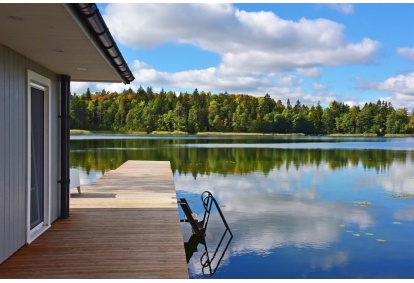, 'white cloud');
94,82,127,94
356,72,414,109
296,67,322,78
70,81,90,95
103,3,379,74
327,4,354,14
397,47,414,62
119,59,346,107
69,4,384,108
70,81,132,95
103,3,236,49
132,59,259,92
312,82,328,91
378,72,414,96
344,100,360,107
131,59,311,101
